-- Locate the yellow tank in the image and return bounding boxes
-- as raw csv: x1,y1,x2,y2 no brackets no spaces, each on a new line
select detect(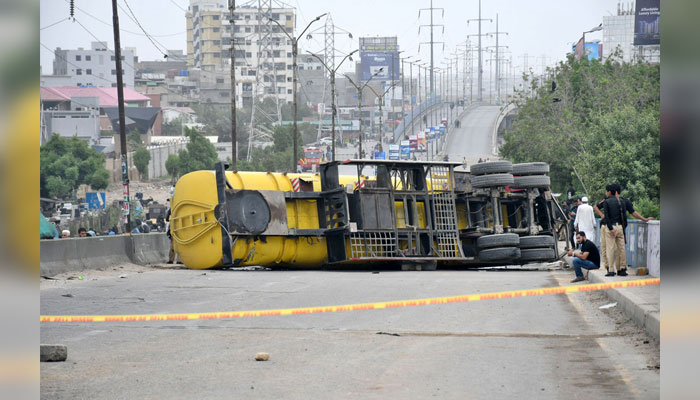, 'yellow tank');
171,170,372,269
